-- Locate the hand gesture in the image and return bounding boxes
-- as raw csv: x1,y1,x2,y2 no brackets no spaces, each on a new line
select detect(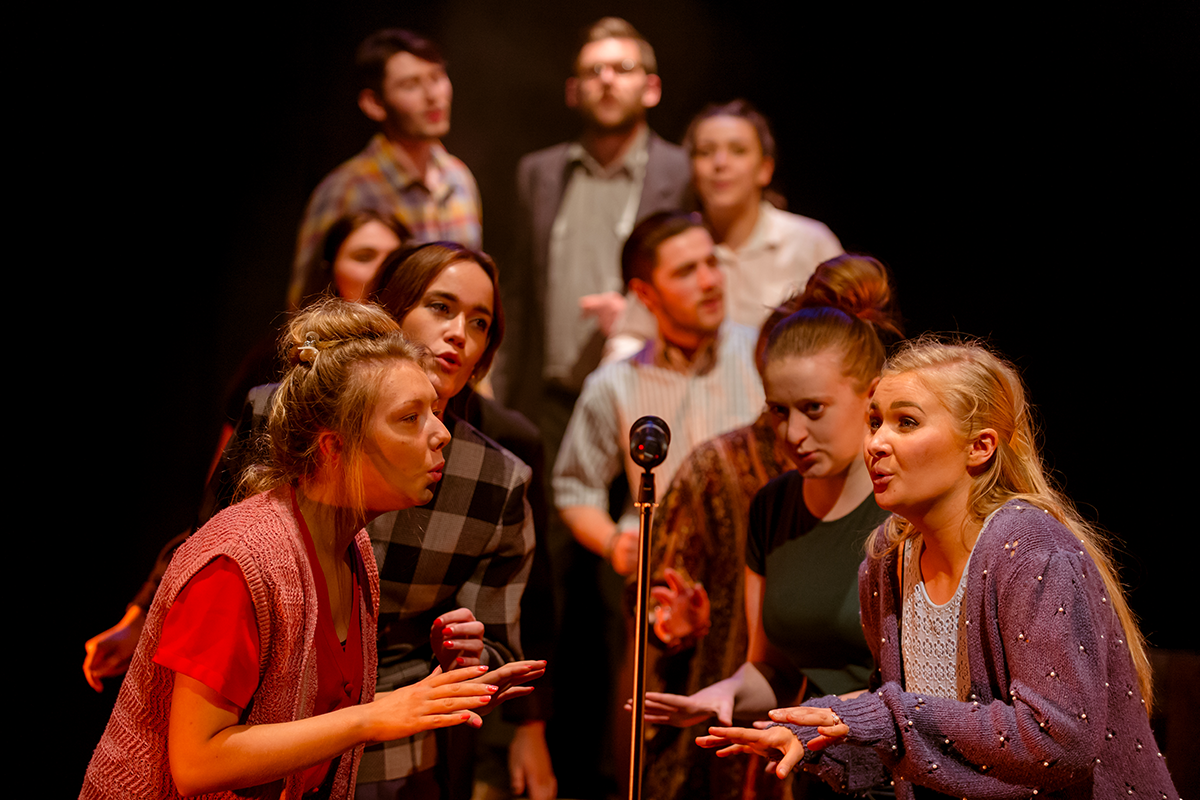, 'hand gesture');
641,676,736,728
650,568,711,649
767,706,849,750
431,608,486,671
696,725,807,779
471,660,547,715
579,291,627,338
83,606,145,692
368,665,498,741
